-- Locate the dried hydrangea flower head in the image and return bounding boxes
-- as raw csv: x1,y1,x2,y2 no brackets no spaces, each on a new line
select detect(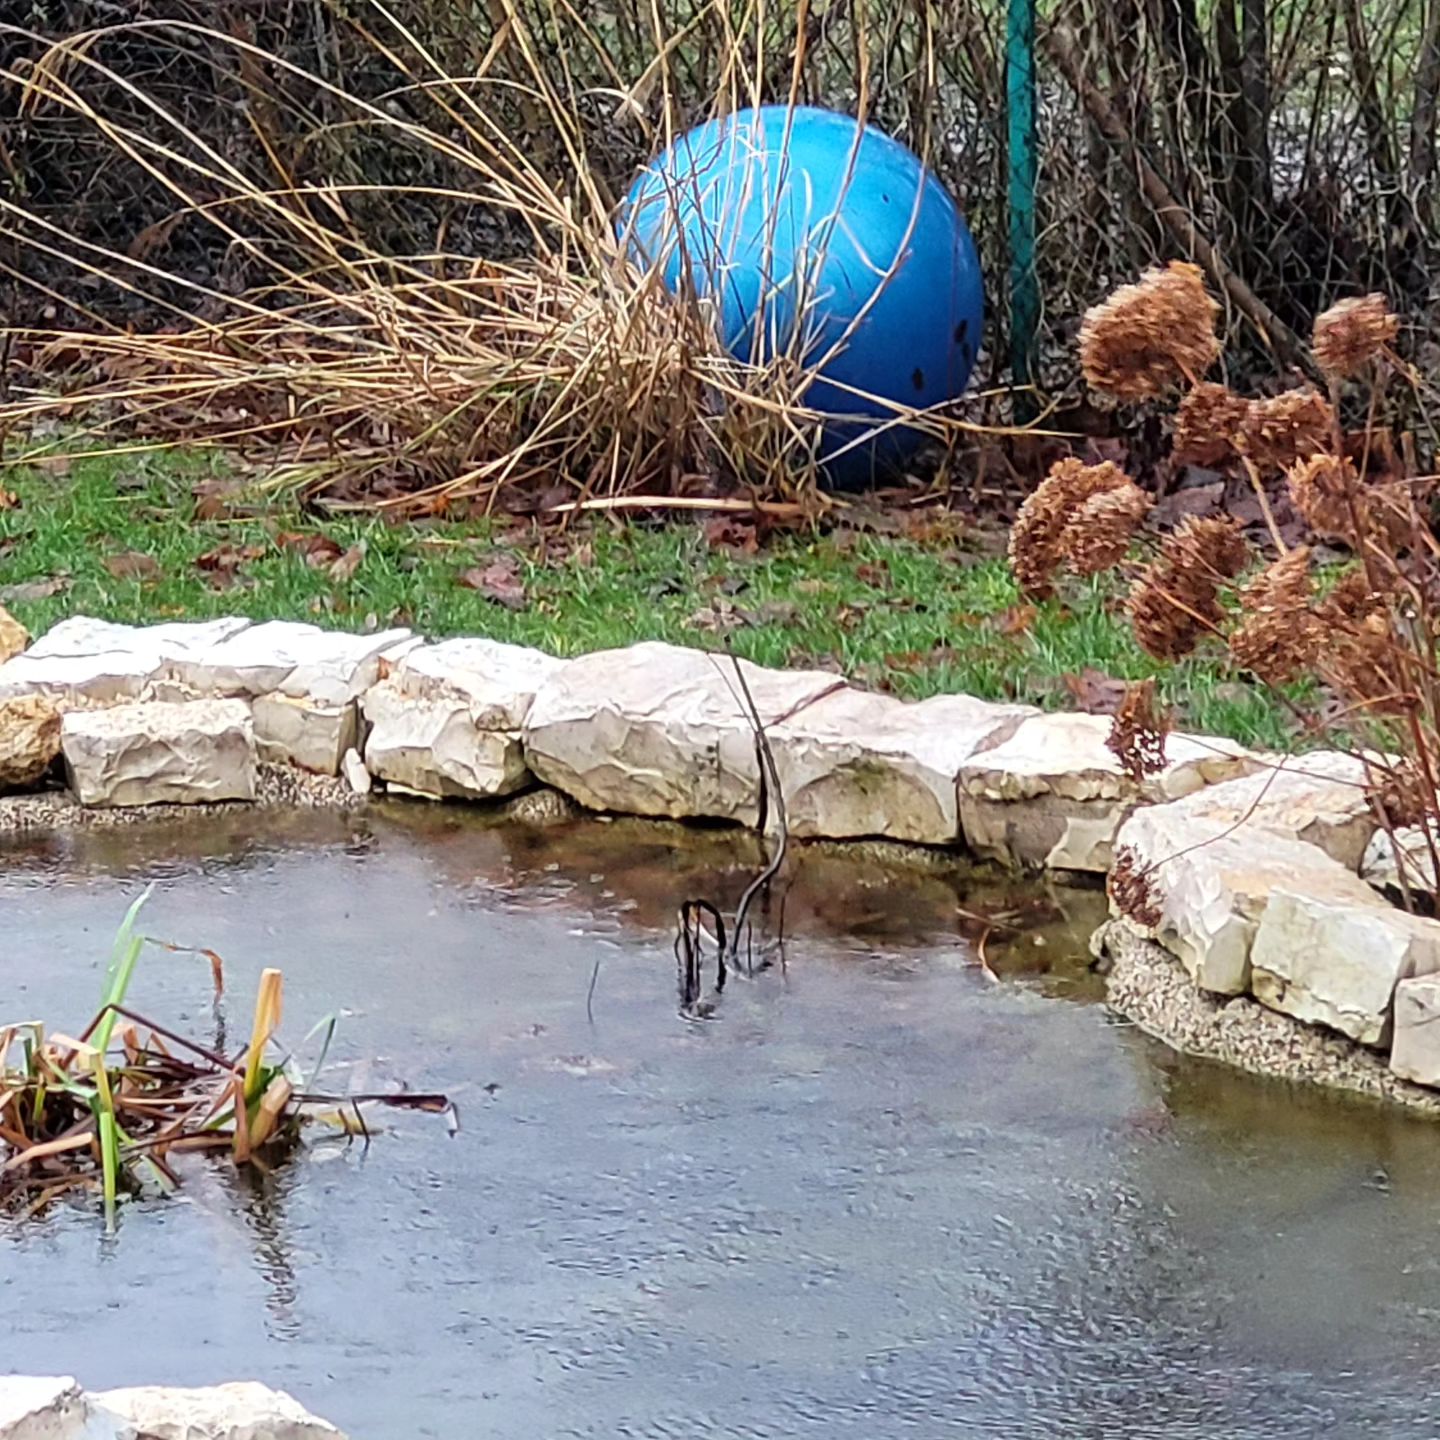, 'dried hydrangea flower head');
1107,678,1171,783
1127,515,1250,661
1287,453,1359,541
1229,548,1318,683
1008,457,1150,600
1236,388,1336,473
1312,294,1399,381
1108,845,1164,930
1079,261,1222,402
1172,381,1249,466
